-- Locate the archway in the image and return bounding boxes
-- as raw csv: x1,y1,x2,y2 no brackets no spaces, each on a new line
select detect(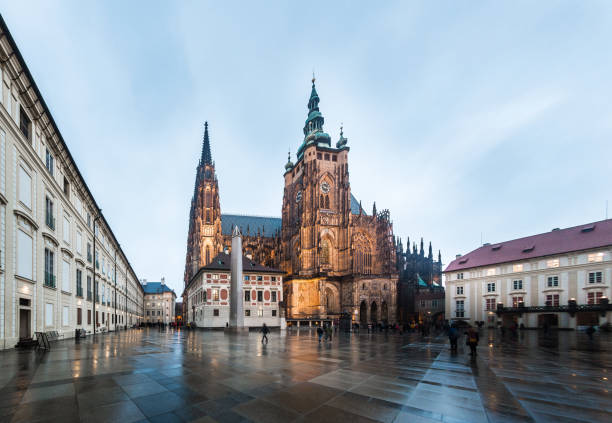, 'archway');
371,301,378,324
360,301,367,327
381,301,388,324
